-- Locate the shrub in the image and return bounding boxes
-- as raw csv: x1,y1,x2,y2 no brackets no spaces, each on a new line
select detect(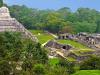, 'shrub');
33,64,45,75
80,56,100,70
